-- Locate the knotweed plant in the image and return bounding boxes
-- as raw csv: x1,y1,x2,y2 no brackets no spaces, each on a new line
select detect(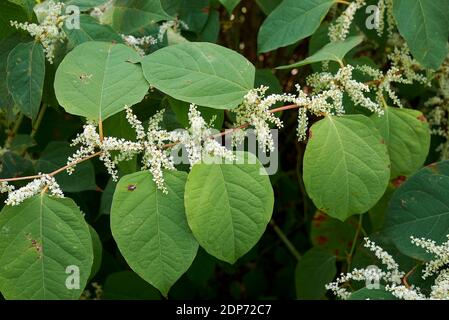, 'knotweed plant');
0,0,448,301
